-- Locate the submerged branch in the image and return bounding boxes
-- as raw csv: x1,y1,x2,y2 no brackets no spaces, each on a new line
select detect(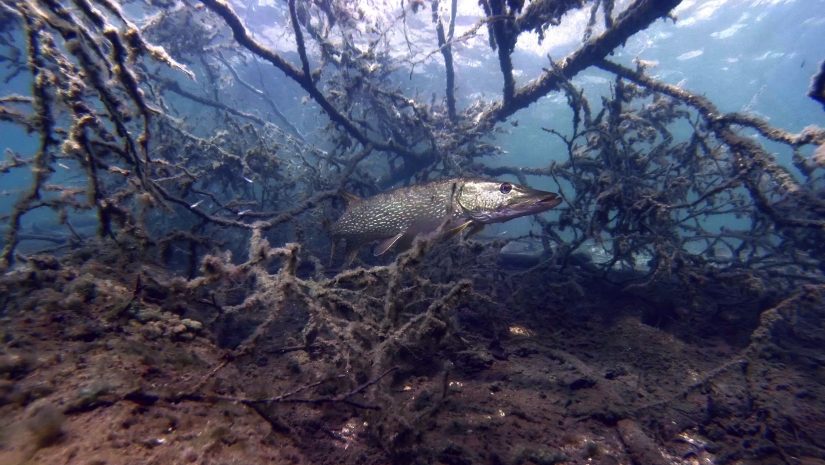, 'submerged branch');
432,0,457,122
476,0,681,127
200,0,421,160
1,11,55,270
216,53,305,142
159,77,269,126
485,0,516,104
597,59,825,233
